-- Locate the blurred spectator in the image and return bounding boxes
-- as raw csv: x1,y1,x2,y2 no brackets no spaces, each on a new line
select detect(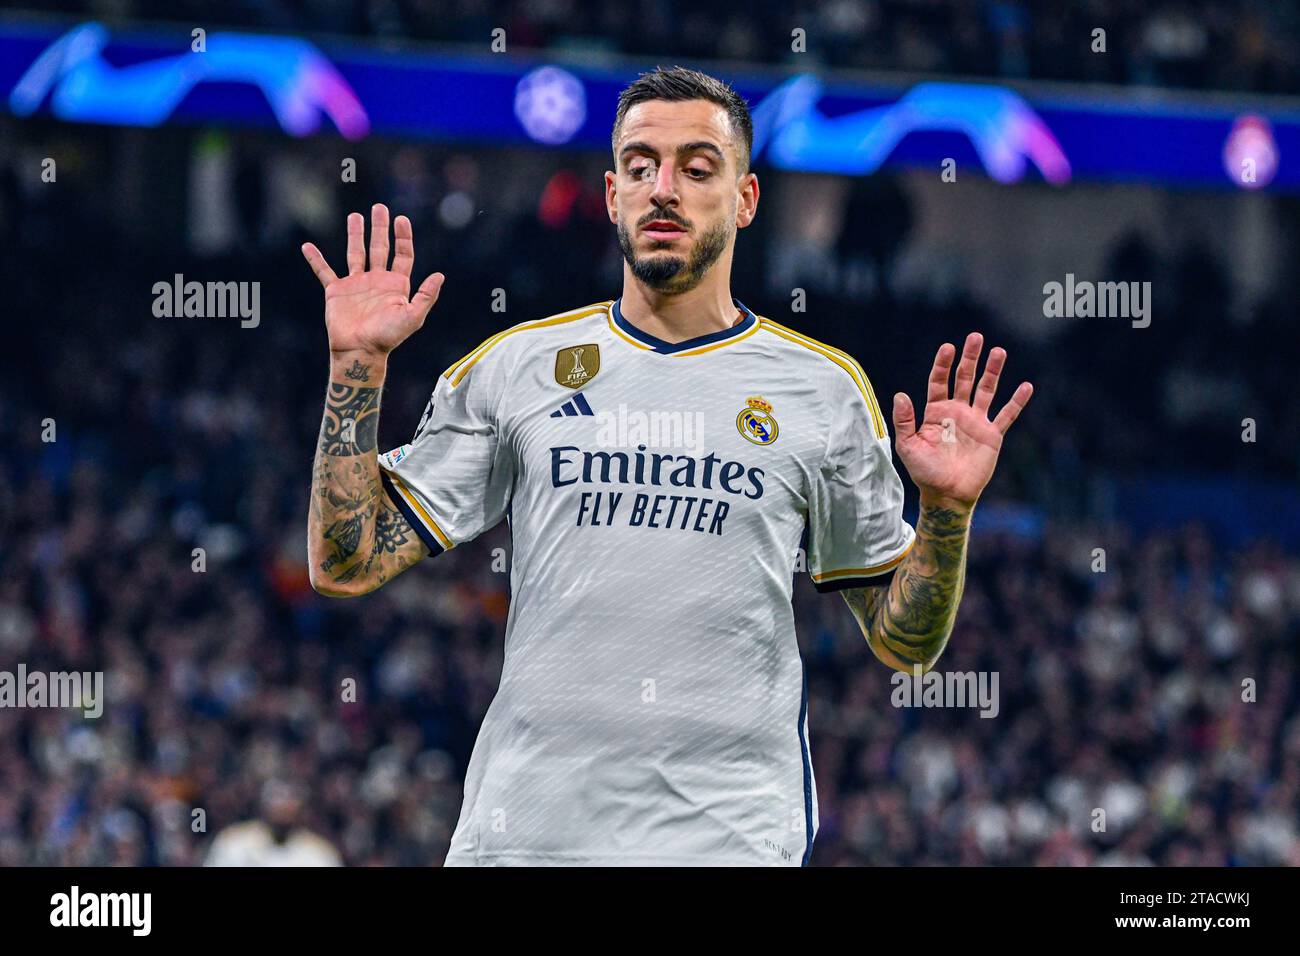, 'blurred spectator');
205,780,342,866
